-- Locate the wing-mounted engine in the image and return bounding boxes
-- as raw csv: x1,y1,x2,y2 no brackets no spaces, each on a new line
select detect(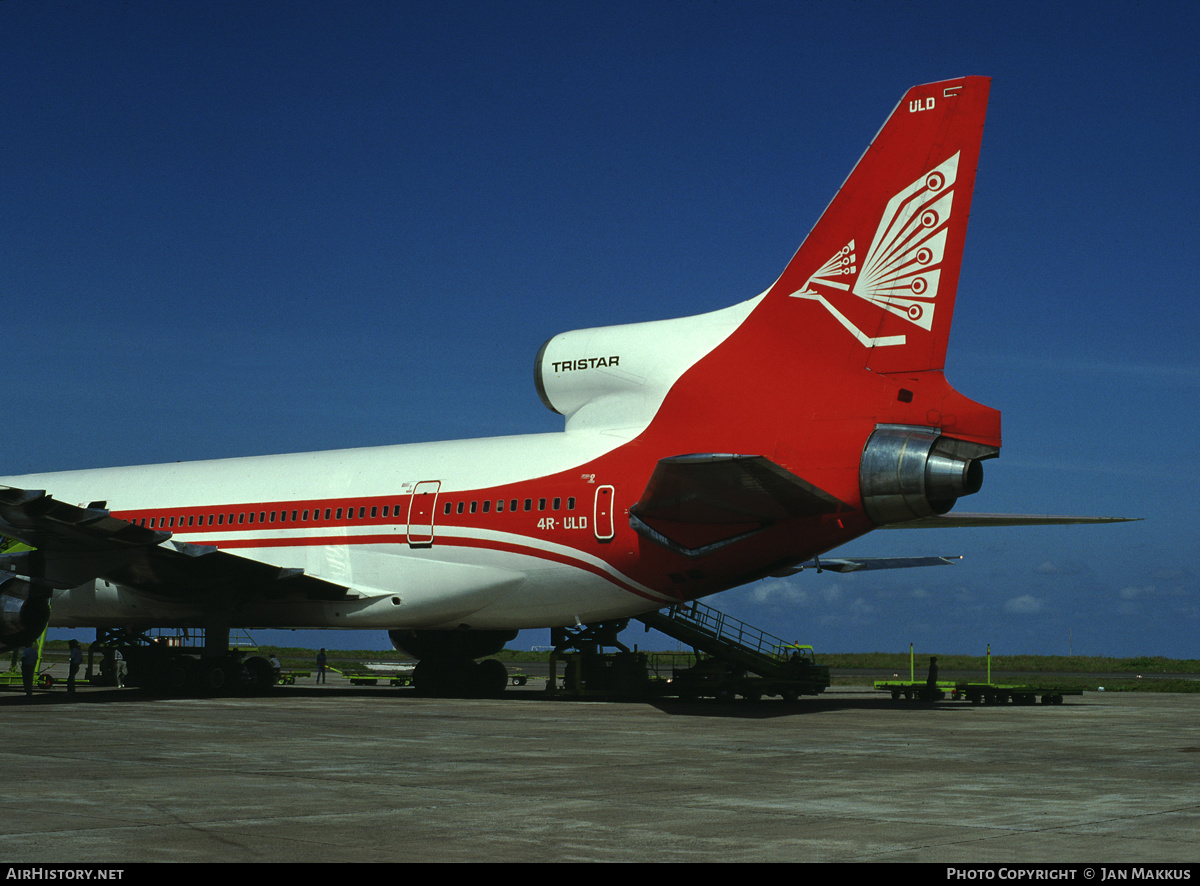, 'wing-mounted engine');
0,573,51,652
859,425,997,525
534,297,760,431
